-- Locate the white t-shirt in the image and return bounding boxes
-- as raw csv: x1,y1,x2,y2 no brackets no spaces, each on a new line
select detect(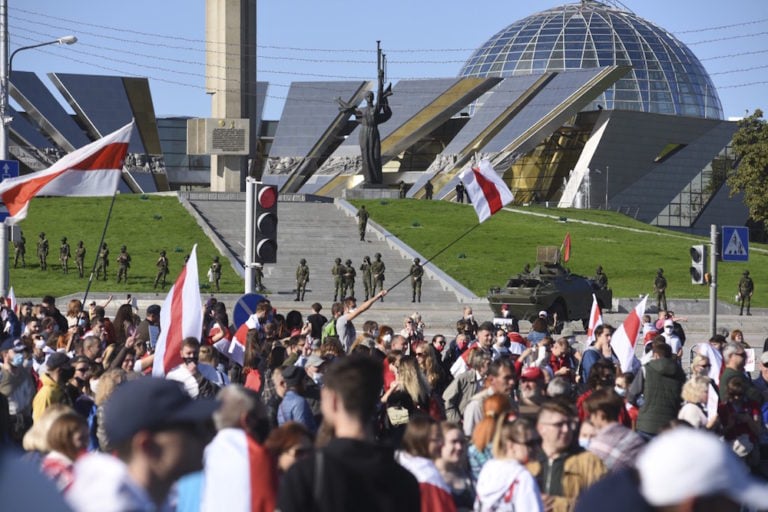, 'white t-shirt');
336,315,356,352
